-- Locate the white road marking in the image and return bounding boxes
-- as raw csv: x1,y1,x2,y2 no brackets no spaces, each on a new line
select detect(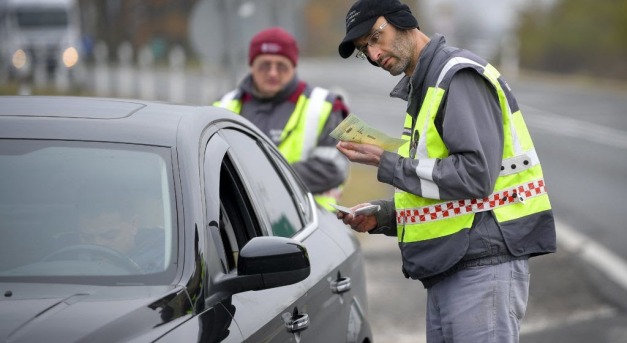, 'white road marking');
360,219,627,340
556,219,627,292
521,104,627,150
521,307,617,334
